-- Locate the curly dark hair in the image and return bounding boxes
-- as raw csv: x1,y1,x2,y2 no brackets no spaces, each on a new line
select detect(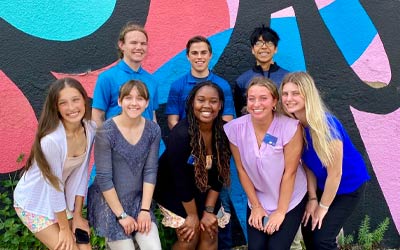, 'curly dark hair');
185,81,231,192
